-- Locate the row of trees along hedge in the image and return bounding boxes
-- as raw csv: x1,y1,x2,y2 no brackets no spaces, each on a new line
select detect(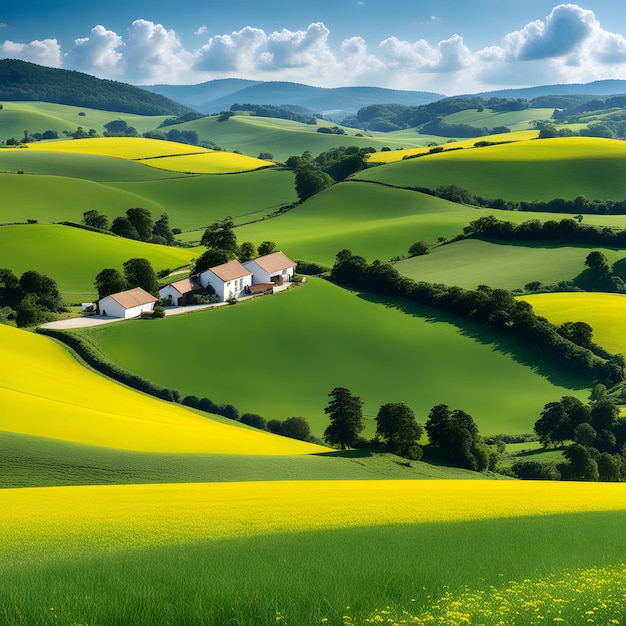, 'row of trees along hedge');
518,387,626,481
412,183,626,216
322,387,497,470
0,268,66,327
330,251,625,387
463,214,626,247
0,59,190,116
229,103,316,125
